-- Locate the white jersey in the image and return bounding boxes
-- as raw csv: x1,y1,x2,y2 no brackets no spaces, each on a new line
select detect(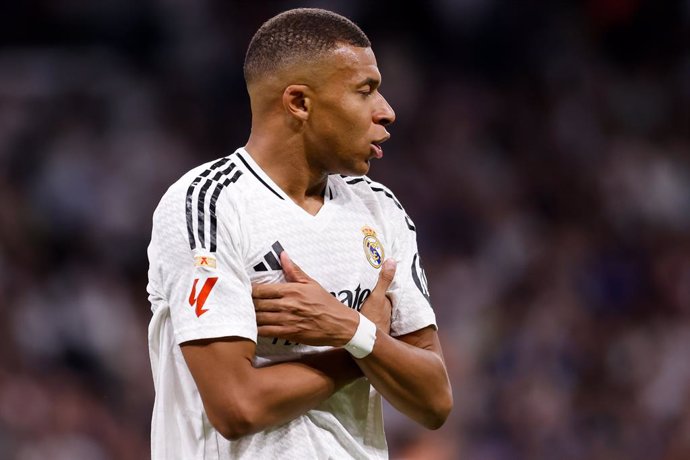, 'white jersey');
147,148,436,459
